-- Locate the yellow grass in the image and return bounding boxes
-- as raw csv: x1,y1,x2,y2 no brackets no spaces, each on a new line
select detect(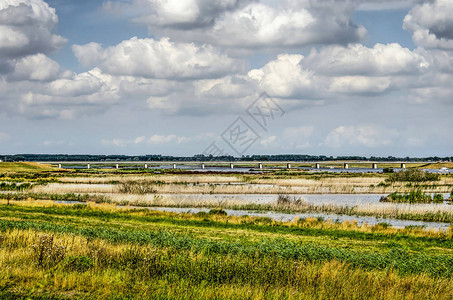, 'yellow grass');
0,162,55,173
